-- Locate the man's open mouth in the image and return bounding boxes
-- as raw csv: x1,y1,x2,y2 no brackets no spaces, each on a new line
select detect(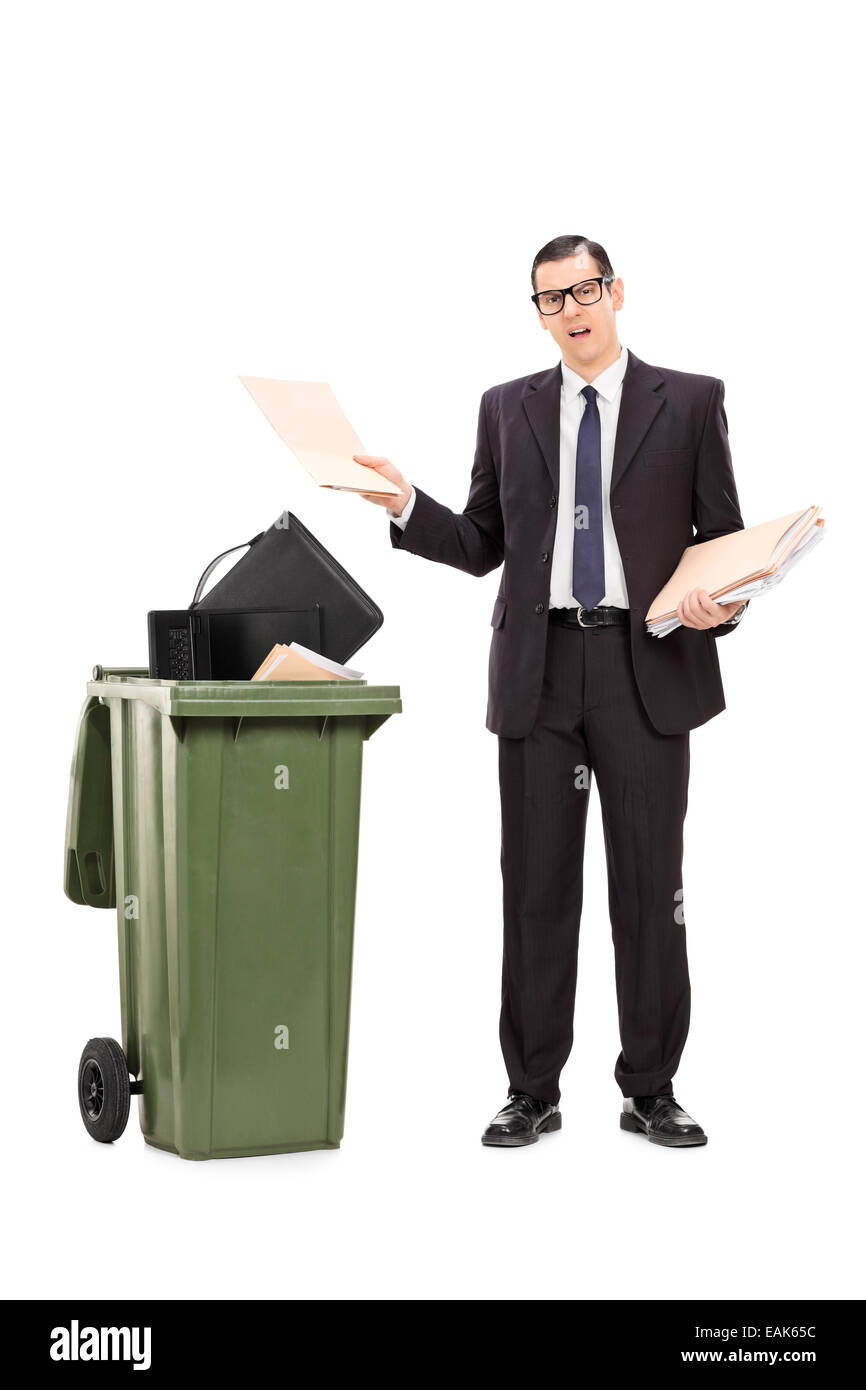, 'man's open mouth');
568,327,590,338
